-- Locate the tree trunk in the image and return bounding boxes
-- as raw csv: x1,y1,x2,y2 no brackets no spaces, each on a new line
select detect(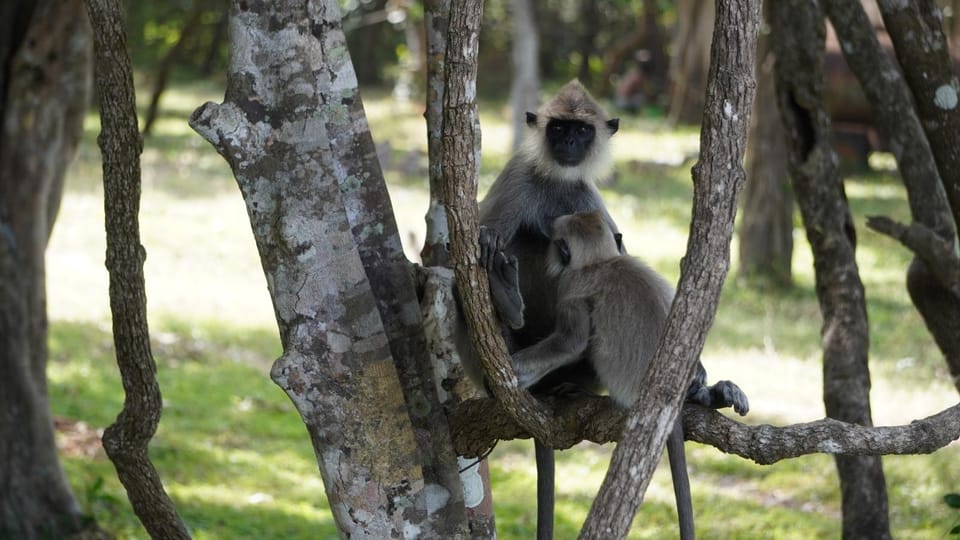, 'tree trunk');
739,14,793,287
874,0,960,393
509,0,540,151
580,0,761,536
190,1,469,537
667,0,715,124
771,2,891,538
0,1,95,538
